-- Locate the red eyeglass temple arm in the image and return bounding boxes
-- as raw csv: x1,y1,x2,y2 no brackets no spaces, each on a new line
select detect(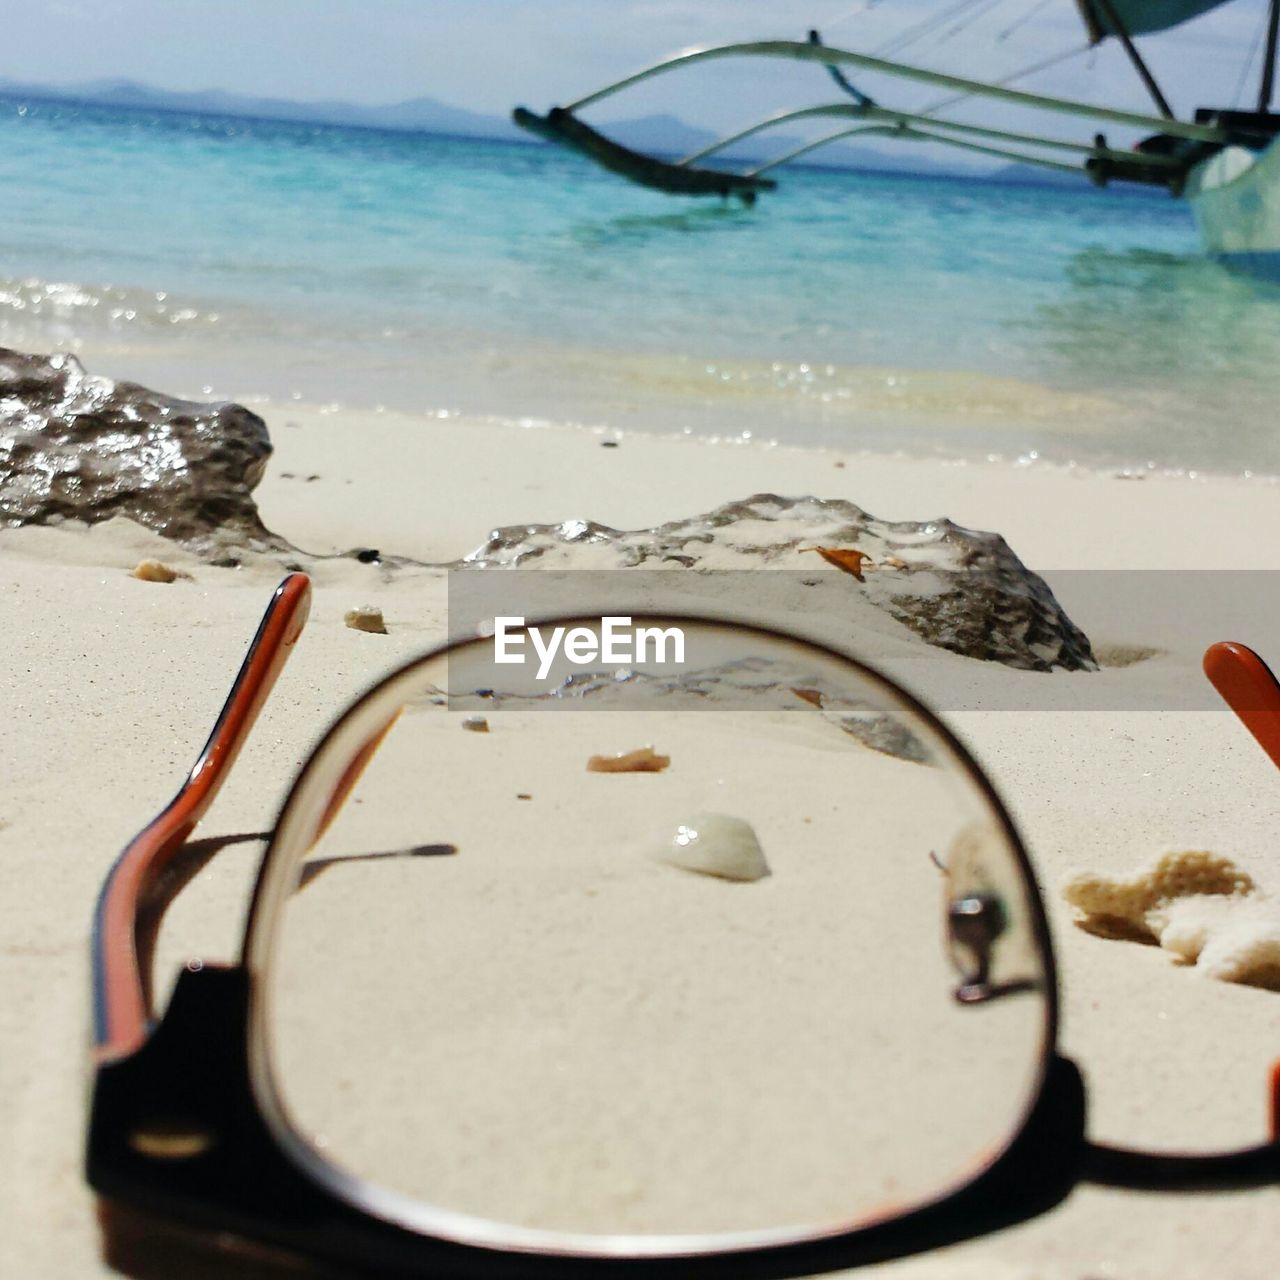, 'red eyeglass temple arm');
1202,641,1280,1140
93,574,313,1062
1272,1060,1280,1144
1203,641,1280,774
